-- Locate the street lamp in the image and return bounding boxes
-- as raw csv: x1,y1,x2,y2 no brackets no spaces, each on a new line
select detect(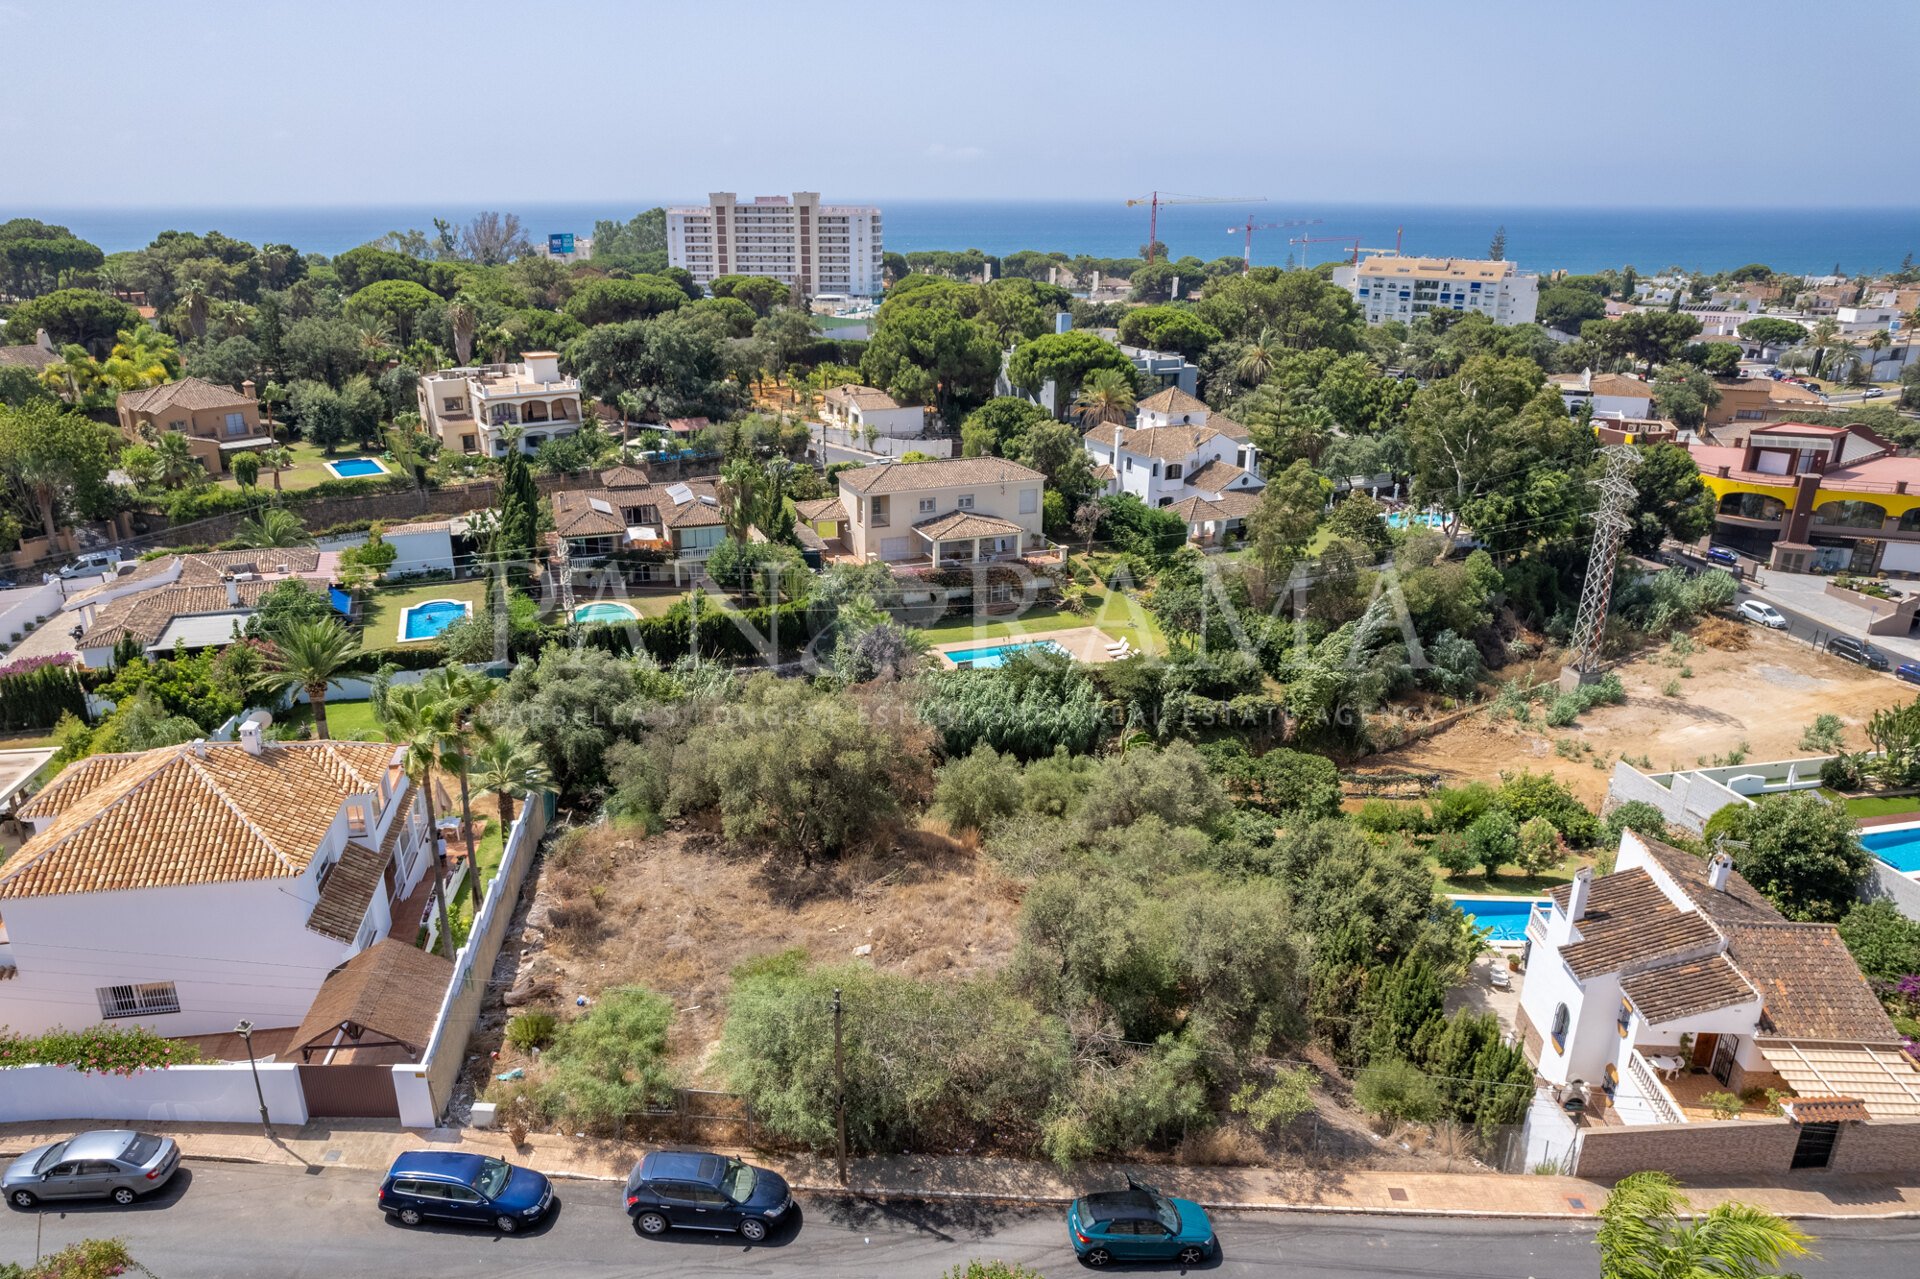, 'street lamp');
235,1020,274,1138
